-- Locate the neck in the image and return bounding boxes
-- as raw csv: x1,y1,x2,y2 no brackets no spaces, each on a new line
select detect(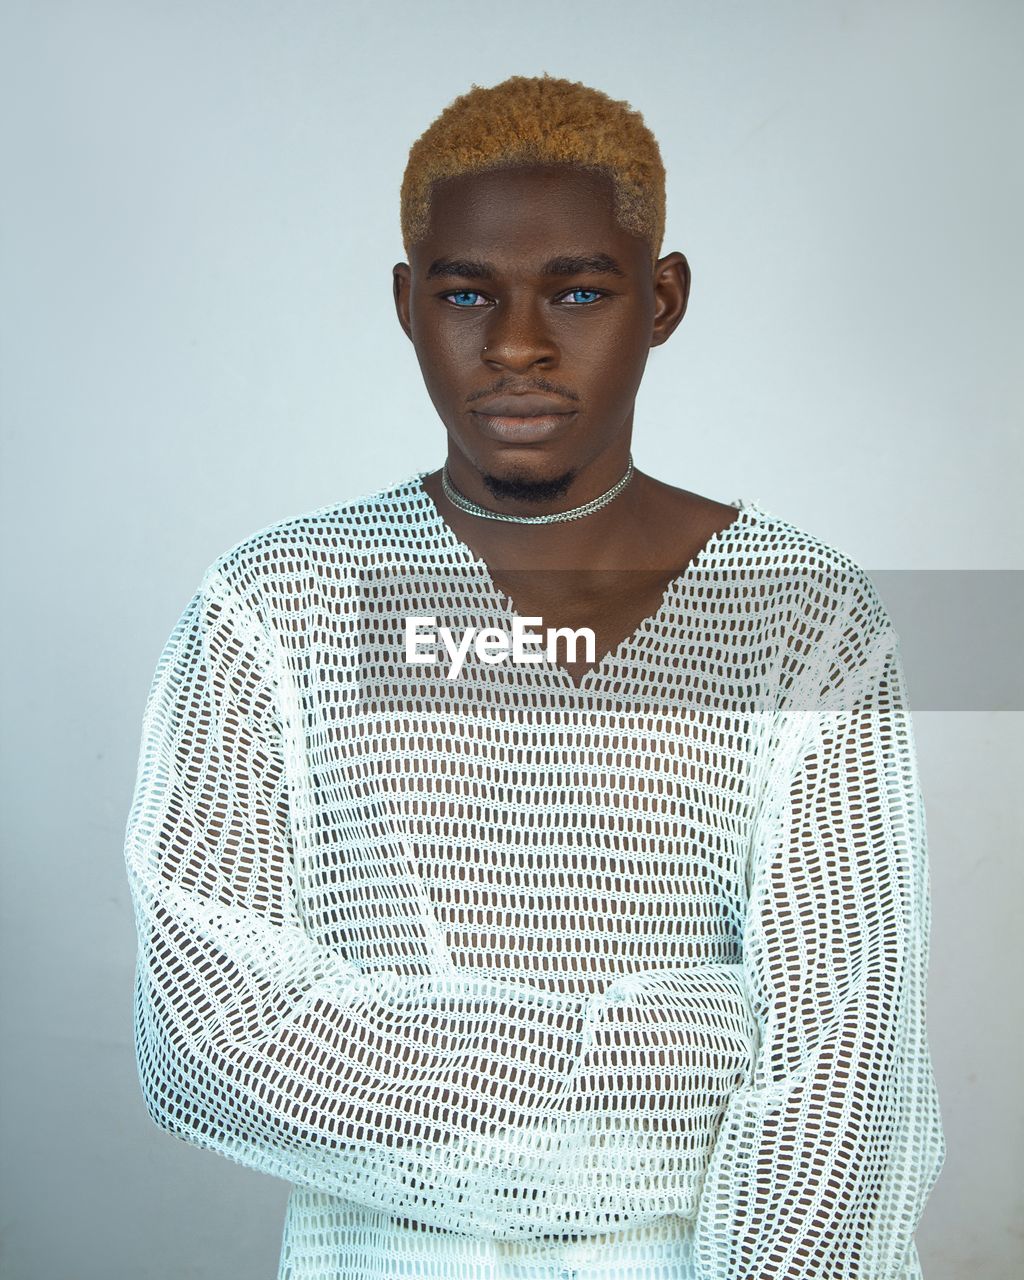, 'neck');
429,452,655,574
444,455,634,527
